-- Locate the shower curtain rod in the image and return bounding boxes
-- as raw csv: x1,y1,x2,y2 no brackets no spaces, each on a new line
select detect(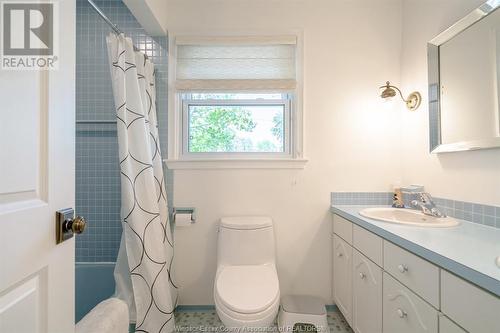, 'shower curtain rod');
86,0,145,55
